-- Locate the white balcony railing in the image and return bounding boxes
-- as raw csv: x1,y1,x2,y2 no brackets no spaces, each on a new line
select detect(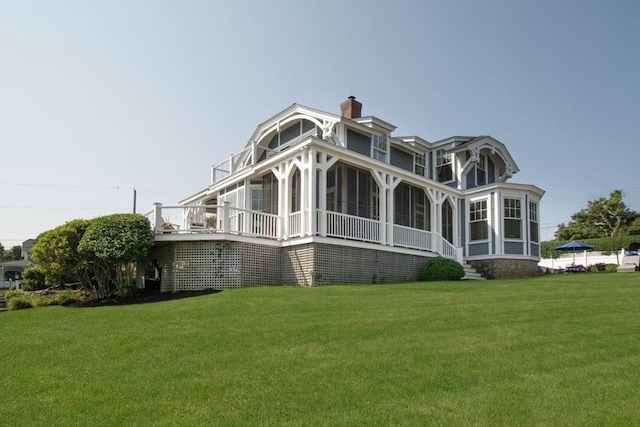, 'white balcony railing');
210,146,253,184
148,203,462,262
